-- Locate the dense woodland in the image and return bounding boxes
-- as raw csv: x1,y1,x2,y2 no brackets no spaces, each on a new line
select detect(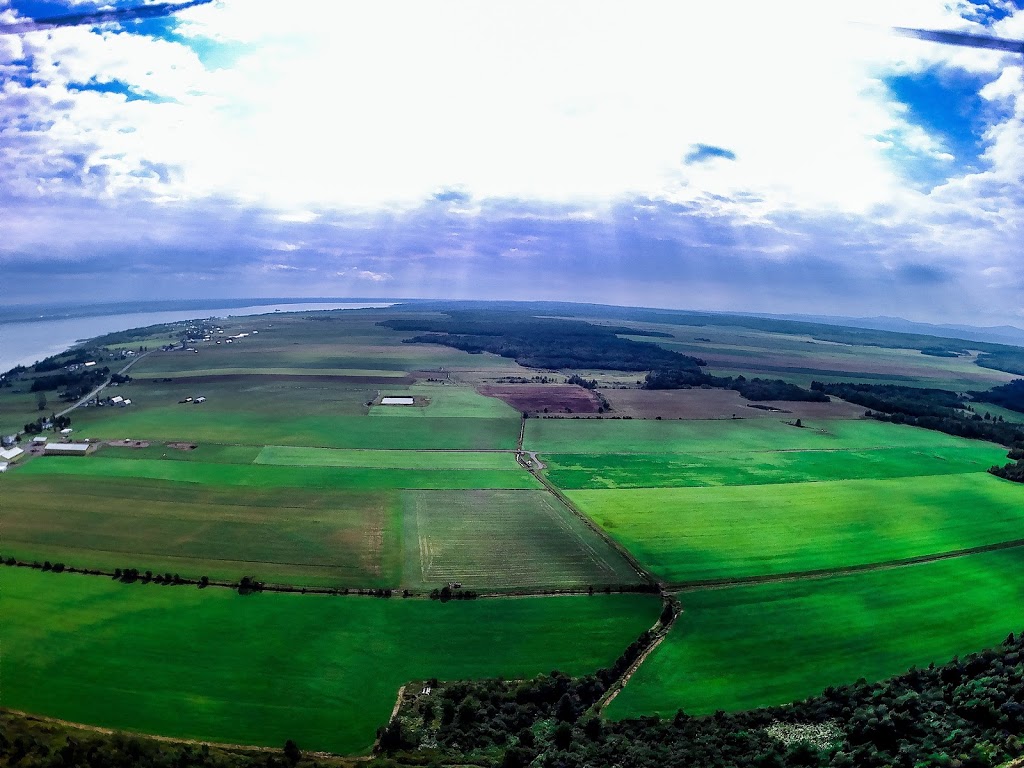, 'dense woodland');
973,379,1024,414
385,312,826,401
813,382,1024,448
